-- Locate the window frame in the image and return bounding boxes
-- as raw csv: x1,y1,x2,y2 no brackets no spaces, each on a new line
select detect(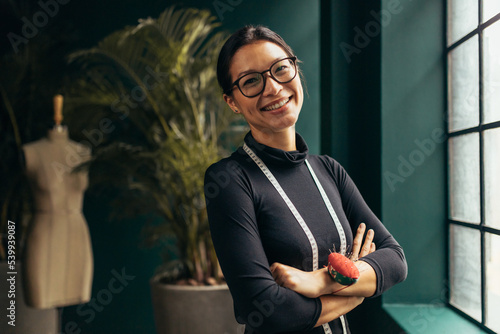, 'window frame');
446,1,500,333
